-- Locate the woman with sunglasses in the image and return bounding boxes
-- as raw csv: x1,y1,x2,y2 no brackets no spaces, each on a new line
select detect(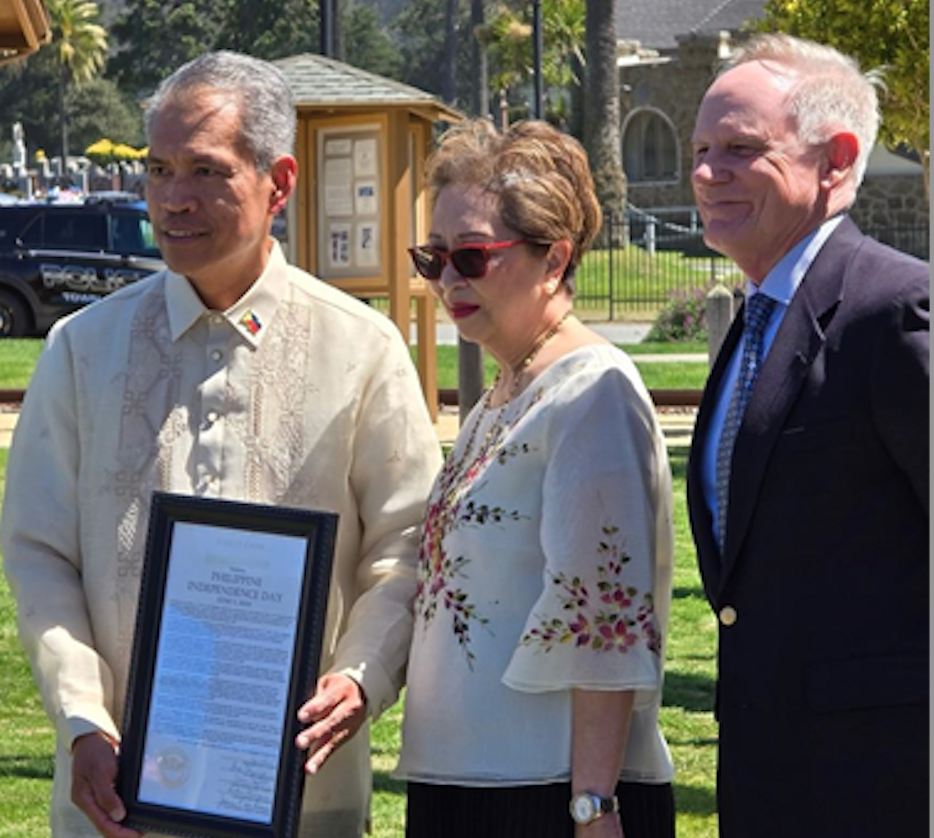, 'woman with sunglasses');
396,119,675,838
